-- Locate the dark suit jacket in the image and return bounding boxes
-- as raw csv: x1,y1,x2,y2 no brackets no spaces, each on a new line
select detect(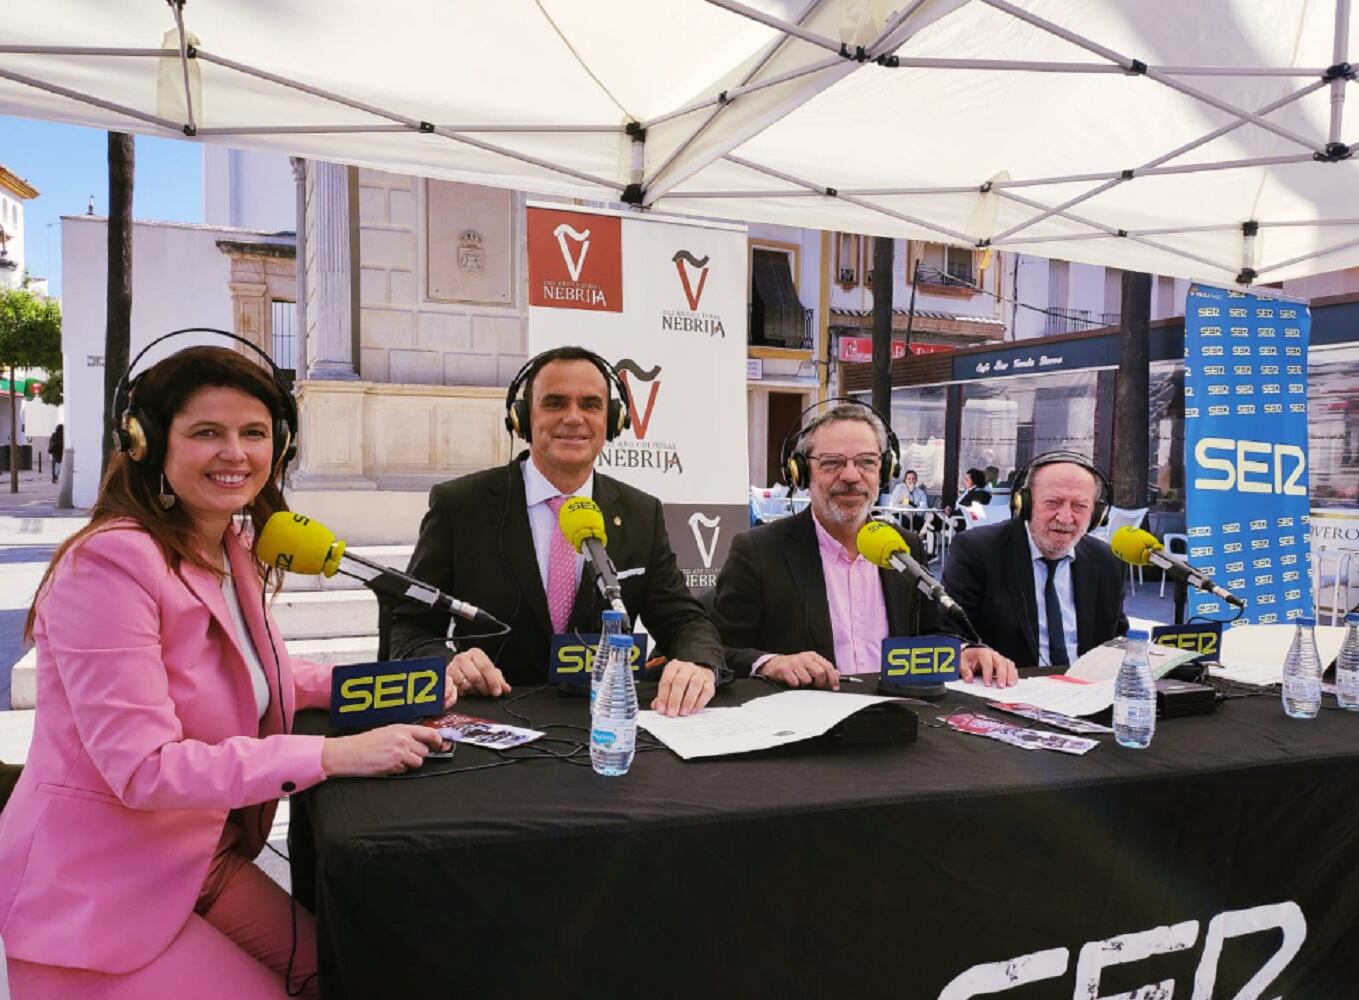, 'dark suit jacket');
941,517,1129,668
390,455,726,685
711,510,941,676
